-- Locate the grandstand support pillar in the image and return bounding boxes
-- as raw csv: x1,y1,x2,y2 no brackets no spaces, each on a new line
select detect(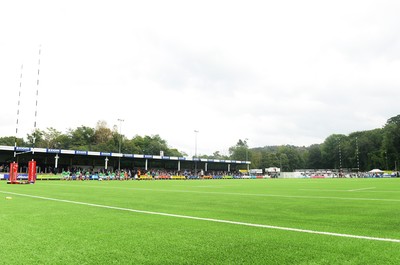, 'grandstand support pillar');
178,161,181,171
145,159,148,171
205,163,208,172
44,157,48,173
105,157,109,170
54,154,59,169
228,163,231,172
